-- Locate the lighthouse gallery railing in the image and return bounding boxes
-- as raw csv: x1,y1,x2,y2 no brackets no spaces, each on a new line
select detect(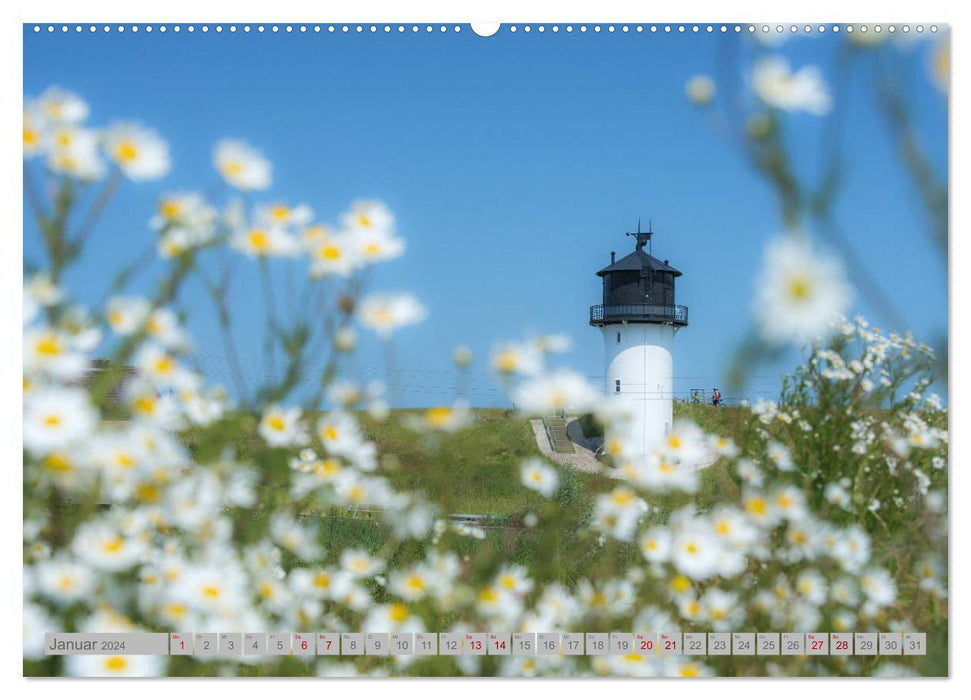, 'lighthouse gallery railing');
589,303,689,325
